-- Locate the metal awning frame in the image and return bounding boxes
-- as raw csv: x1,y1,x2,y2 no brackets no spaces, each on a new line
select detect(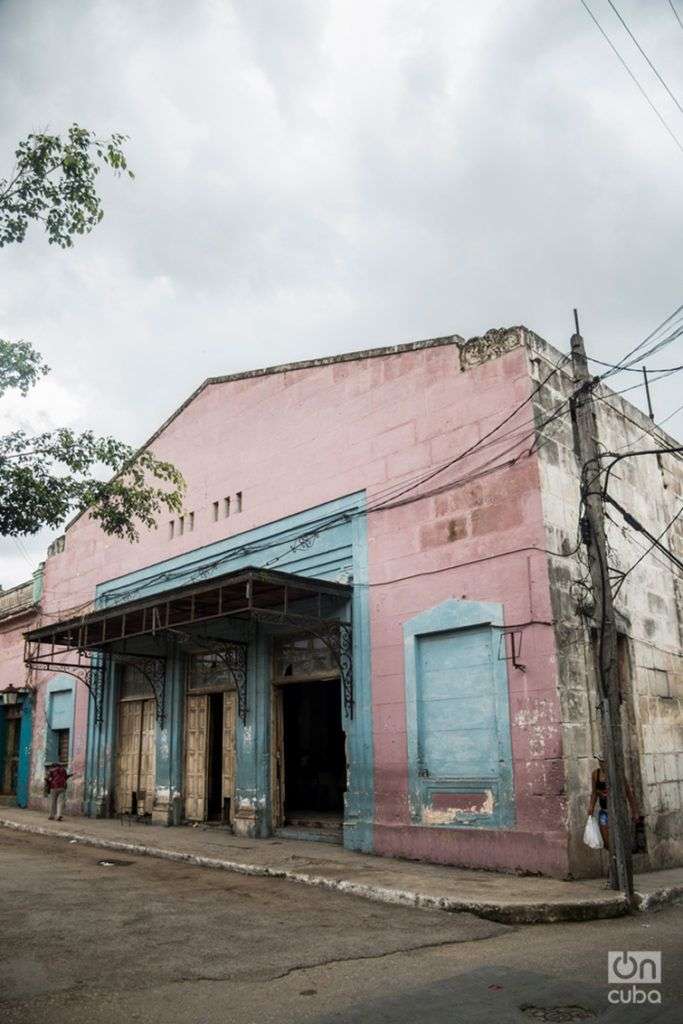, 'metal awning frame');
24,567,354,726
26,648,169,728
